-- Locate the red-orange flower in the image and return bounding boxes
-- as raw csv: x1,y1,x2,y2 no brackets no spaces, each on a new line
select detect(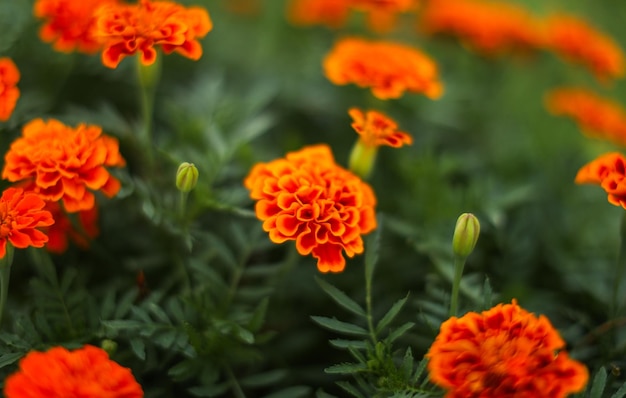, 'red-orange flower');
34,0,118,53
546,87,626,146
2,118,126,213
244,145,377,273
427,300,588,398
349,108,412,147
418,0,543,56
4,345,143,398
0,187,54,259
544,14,625,82
287,0,351,29
0,58,20,122
45,201,99,254
323,37,443,100
575,152,626,209
95,0,213,68
351,0,419,33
